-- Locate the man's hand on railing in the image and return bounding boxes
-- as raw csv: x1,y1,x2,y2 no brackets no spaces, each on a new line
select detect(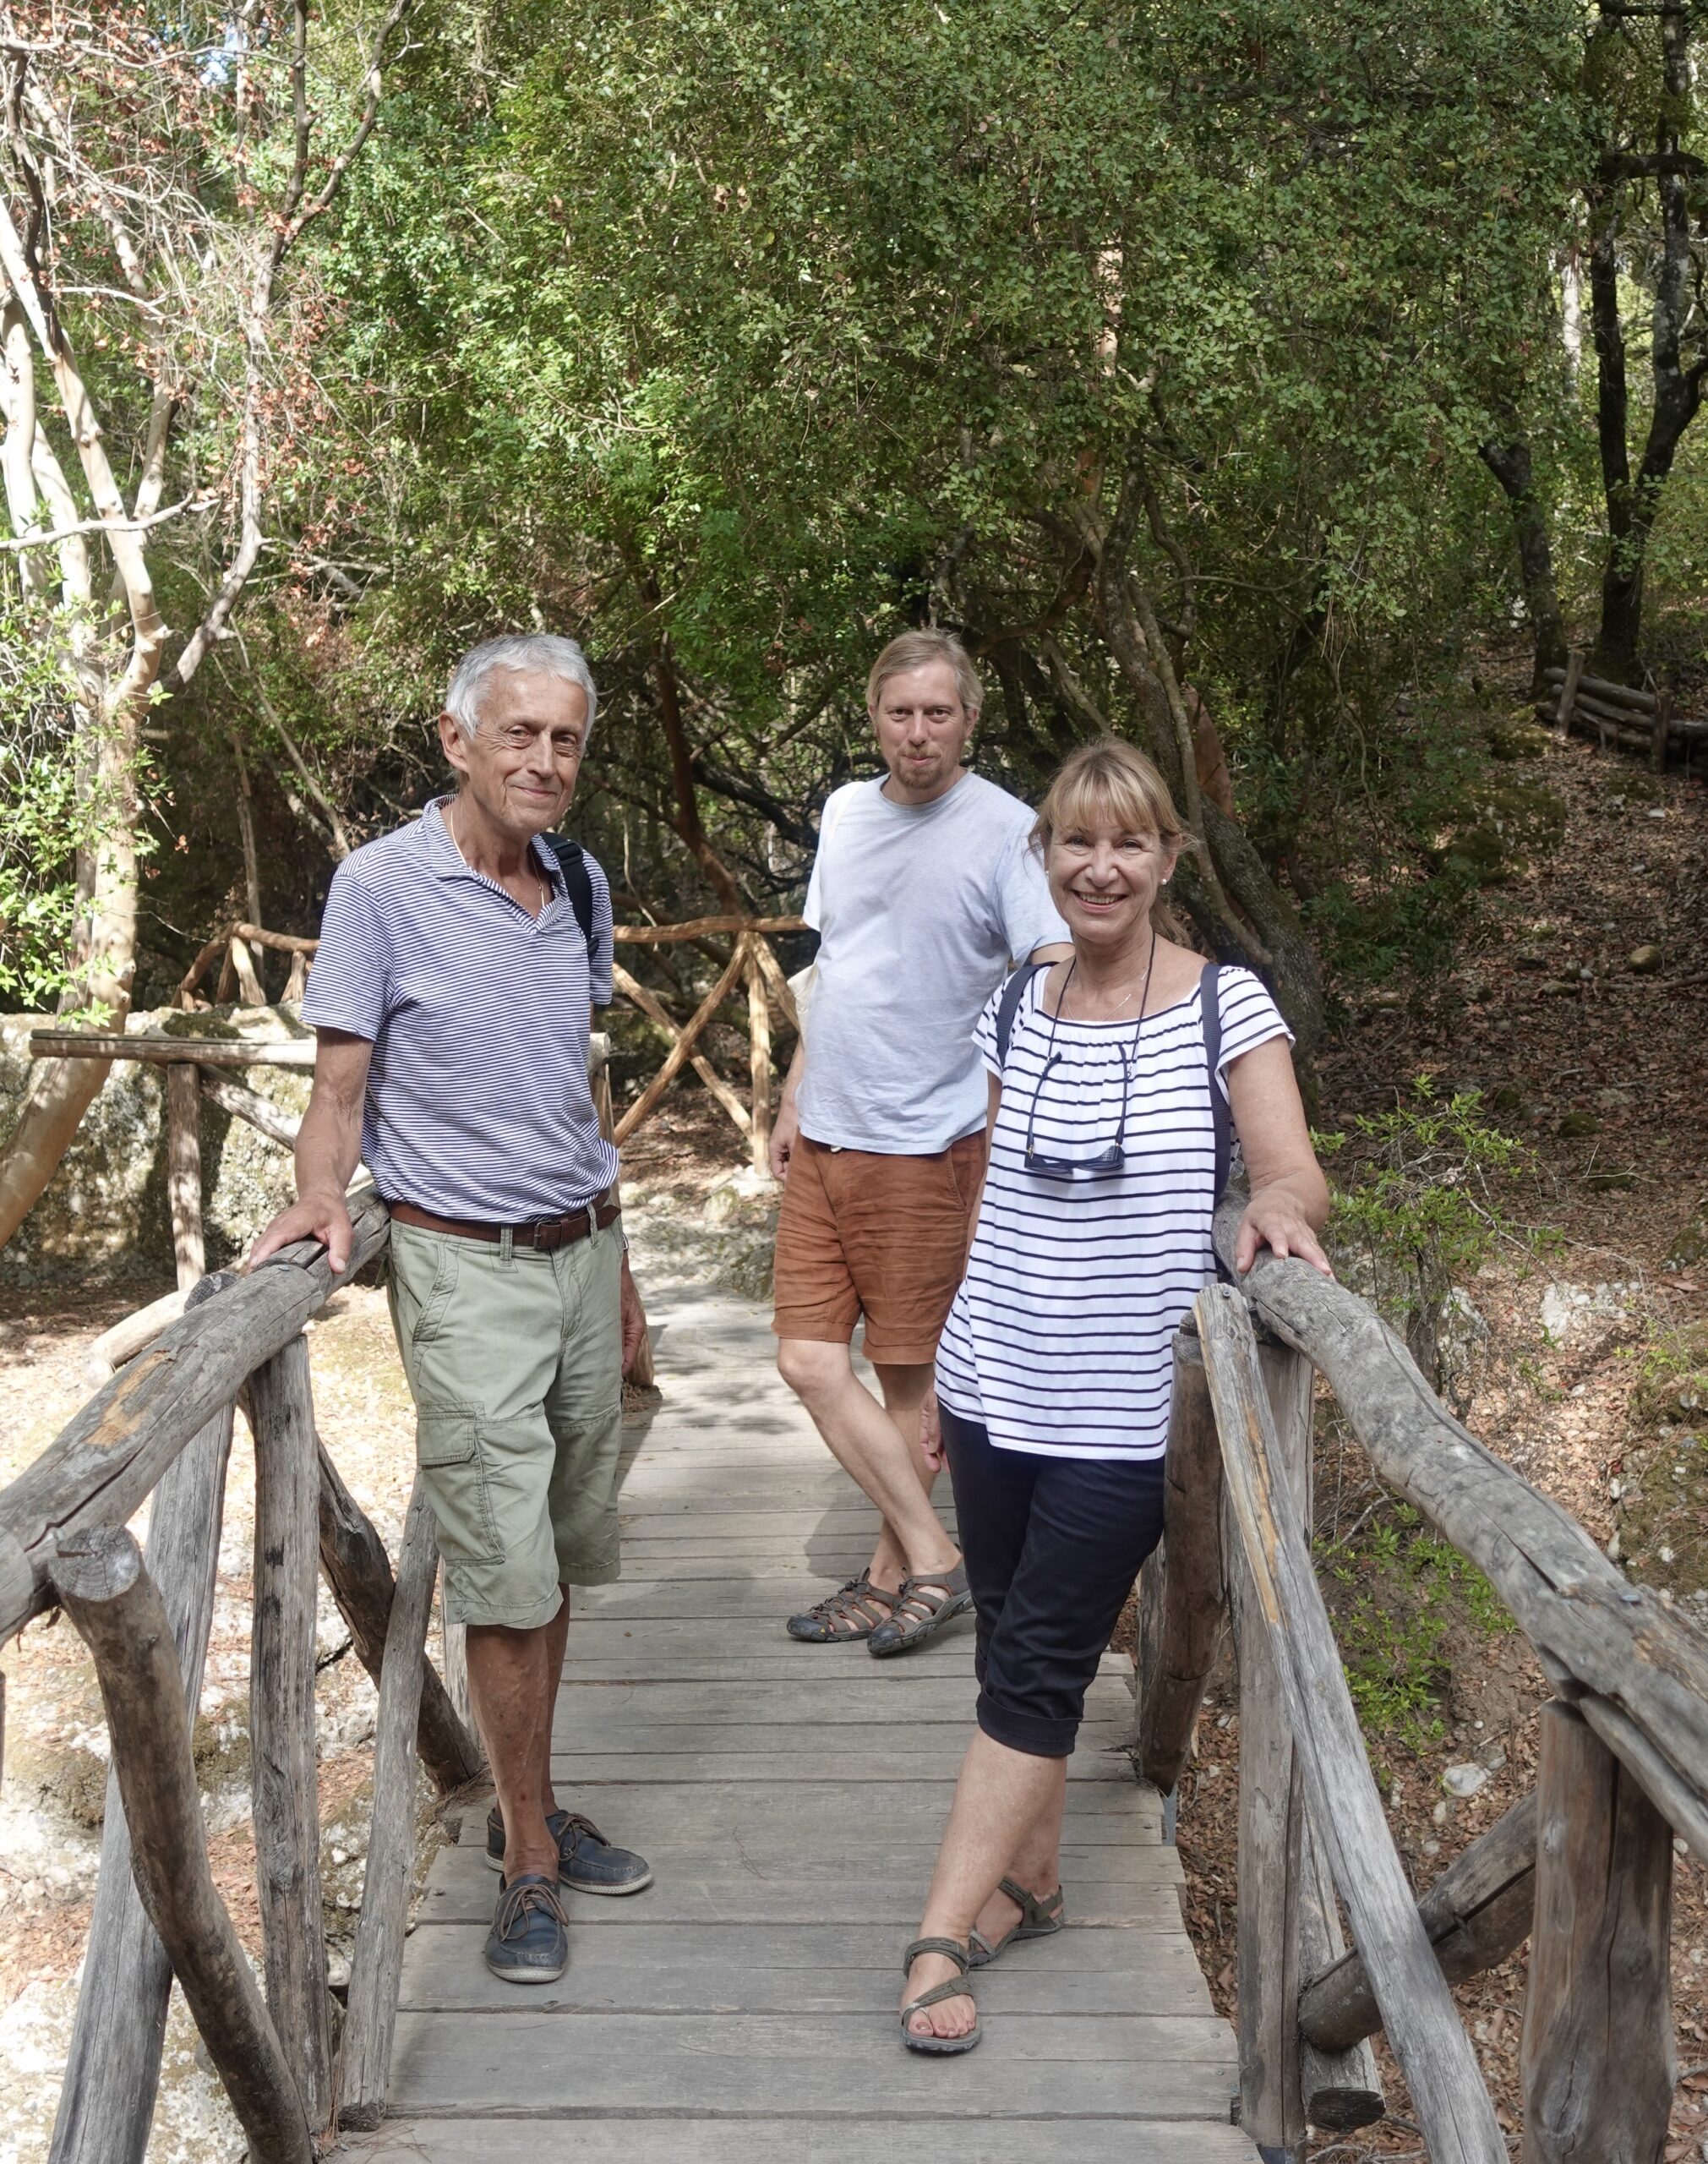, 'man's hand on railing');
619,1254,648,1379
248,1189,357,1275
918,1385,945,1472
1234,1184,1334,1278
